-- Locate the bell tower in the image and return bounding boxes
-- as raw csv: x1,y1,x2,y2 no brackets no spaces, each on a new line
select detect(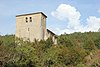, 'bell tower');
16,12,47,42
